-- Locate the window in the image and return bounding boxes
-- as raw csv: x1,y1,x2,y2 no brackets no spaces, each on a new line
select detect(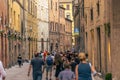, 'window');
55,23,57,31
31,1,32,14
5,16,7,26
53,22,55,31
41,38,44,51
51,0,53,9
67,15,70,19
97,1,100,16
60,5,63,7
66,5,70,10
64,25,65,31
9,8,12,24
60,10,62,17
90,8,93,20
33,5,36,17
83,0,84,17
97,28,102,72
18,15,20,27
66,12,70,19
28,0,30,13
51,23,53,31
53,24,55,31
14,11,16,25
49,22,52,31
82,4,84,17
0,15,3,25
35,6,37,17
63,11,65,18
56,2,57,11
32,2,34,15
